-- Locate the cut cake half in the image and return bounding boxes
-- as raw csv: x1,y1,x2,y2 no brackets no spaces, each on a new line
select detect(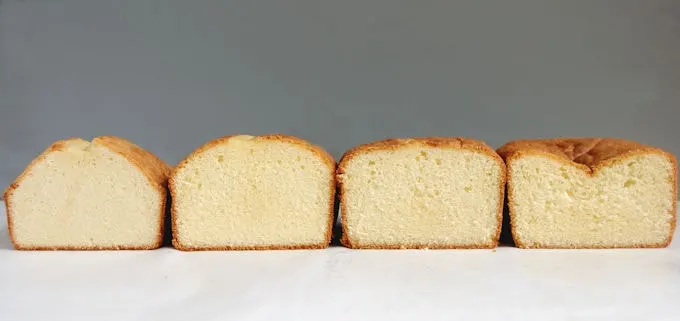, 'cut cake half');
337,137,506,249
4,136,170,250
497,138,677,249
170,134,335,250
